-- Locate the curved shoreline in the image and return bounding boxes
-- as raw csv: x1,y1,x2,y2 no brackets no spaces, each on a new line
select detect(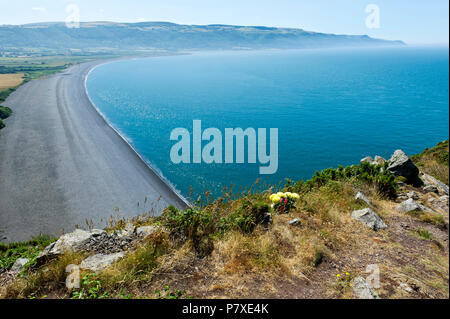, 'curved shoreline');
83,58,191,208
0,56,189,243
